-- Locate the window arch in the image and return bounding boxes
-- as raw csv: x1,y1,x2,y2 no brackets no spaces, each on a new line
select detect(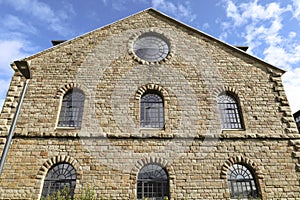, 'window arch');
41,163,76,198
217,92,243,129
140,91,164,128
137,164,169,200
227,164,259,199
58,88,85,128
